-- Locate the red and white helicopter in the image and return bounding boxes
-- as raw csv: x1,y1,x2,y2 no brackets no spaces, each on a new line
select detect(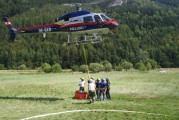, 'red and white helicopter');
3,5,118,45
